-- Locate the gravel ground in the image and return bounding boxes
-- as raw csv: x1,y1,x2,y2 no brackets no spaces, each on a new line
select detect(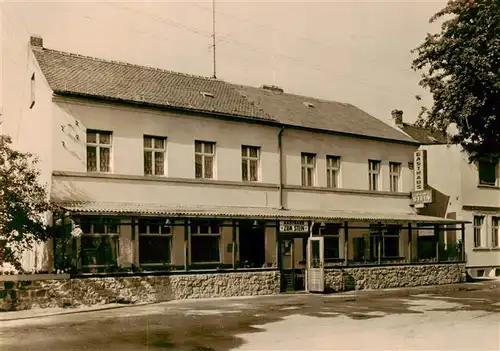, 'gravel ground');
1,281,499,351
